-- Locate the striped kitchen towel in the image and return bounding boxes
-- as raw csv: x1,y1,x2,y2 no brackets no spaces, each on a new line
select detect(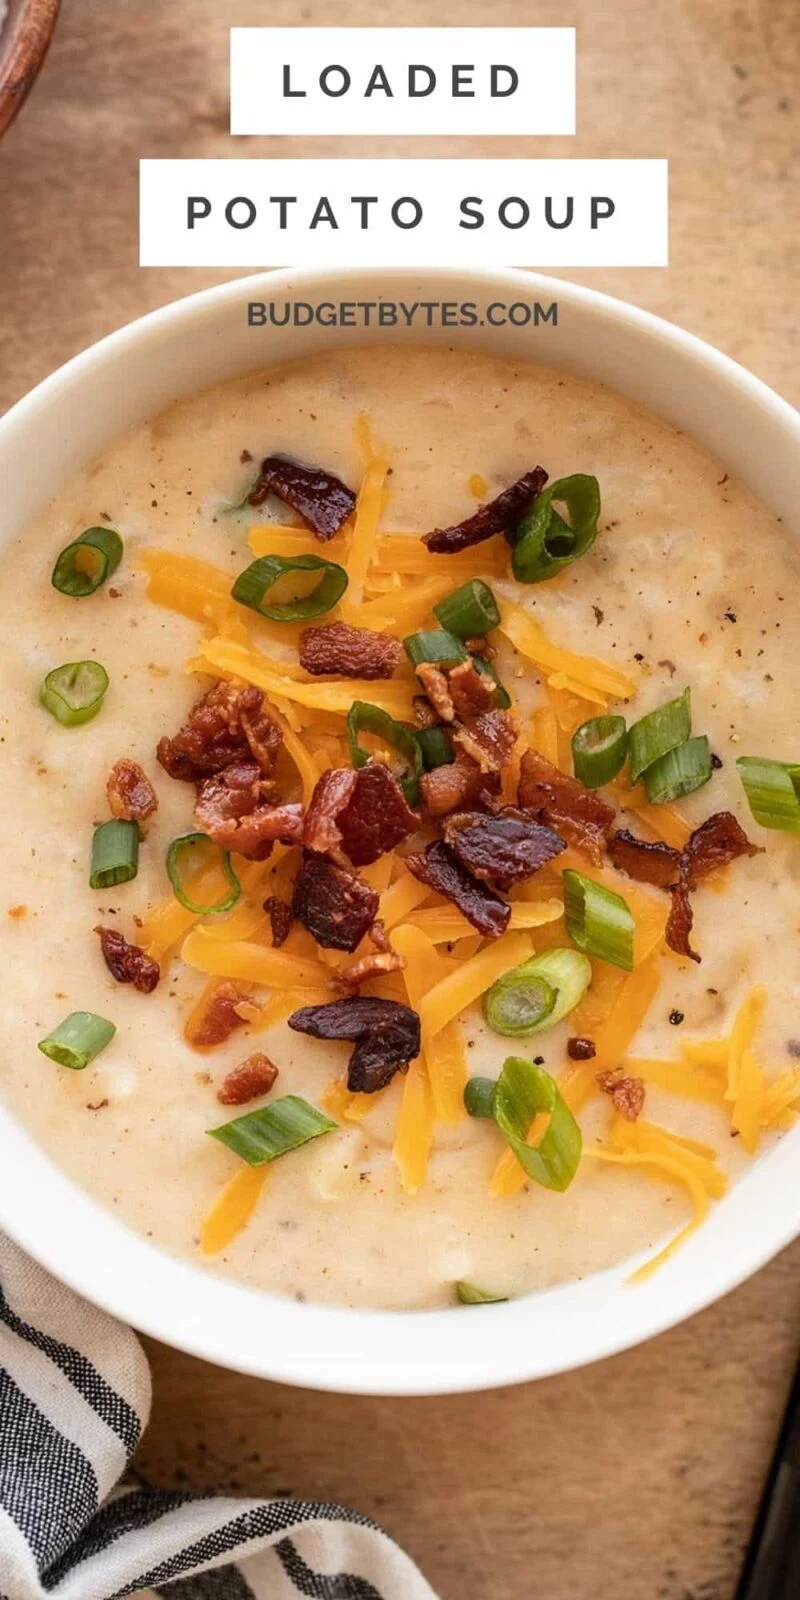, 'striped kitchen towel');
0,1236,438,1600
